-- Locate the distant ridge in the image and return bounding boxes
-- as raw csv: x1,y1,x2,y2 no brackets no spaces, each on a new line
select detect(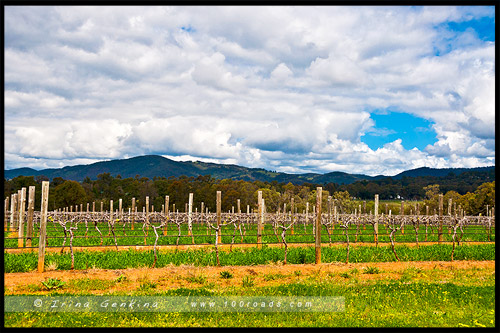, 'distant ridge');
391,166,496,179
4,155,495,185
